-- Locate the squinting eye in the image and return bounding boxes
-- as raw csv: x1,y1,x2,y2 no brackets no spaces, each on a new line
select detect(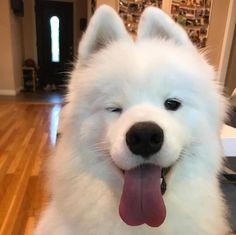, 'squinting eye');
105,107,123,113
164,98,181,111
